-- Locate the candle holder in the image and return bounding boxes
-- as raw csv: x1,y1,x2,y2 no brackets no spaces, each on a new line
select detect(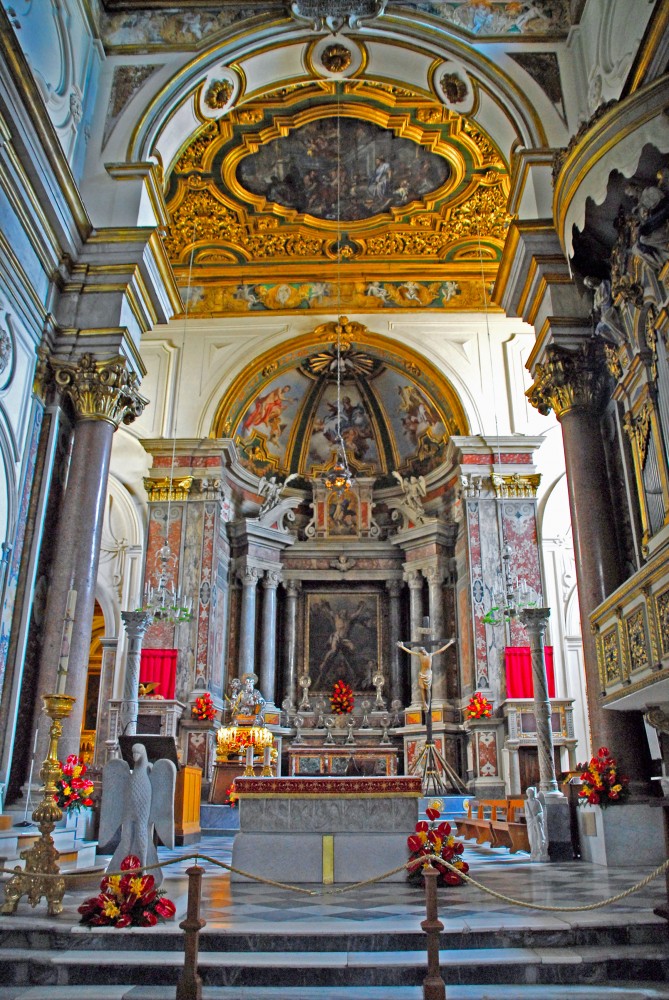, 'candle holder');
1,693,75,915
